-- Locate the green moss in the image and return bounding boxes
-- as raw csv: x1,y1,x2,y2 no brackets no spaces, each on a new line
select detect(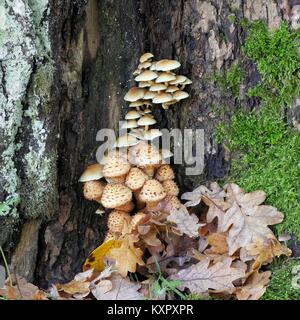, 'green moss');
262,259,300,300
214,64,245,98
216,22,300,238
